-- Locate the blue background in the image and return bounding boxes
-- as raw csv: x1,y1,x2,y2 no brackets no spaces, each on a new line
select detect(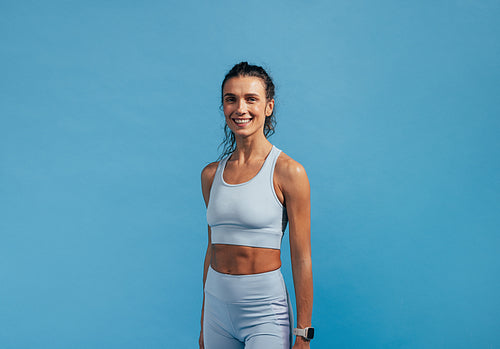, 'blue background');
1,1,499,348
